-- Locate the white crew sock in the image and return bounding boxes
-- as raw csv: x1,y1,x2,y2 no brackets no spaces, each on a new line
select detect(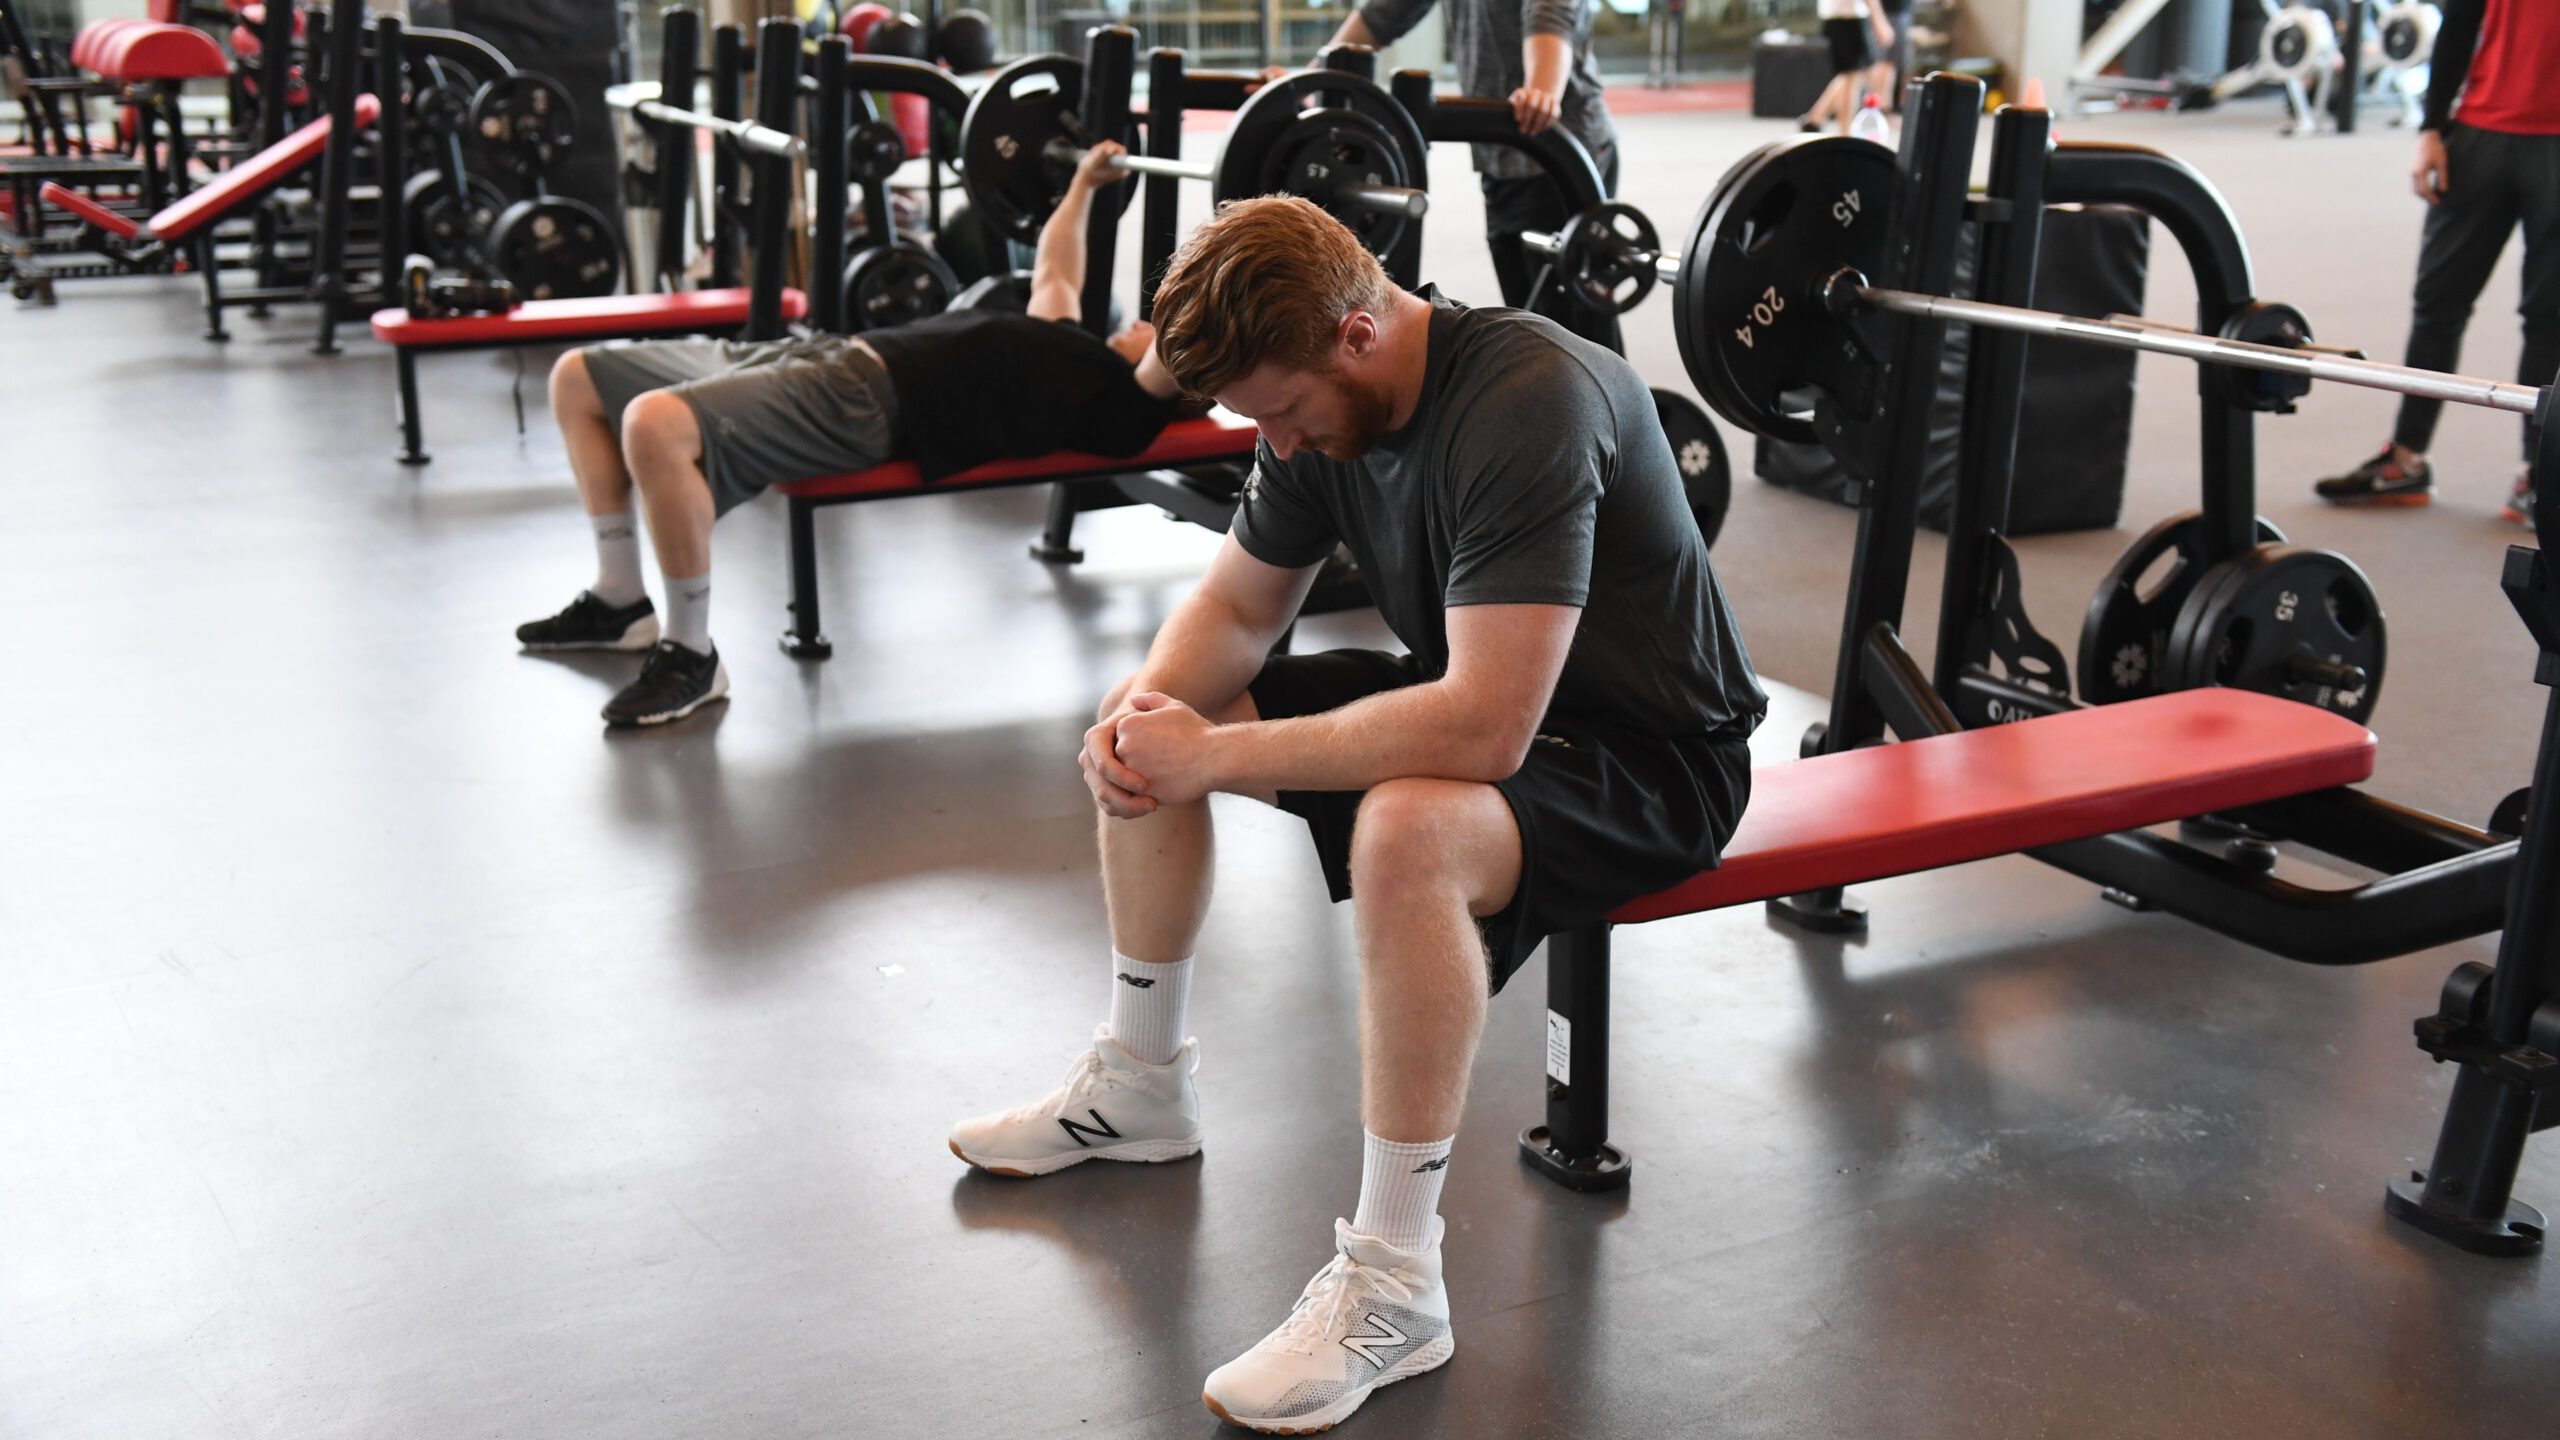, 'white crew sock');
1352,1132,1453,1252
663,568,713,655
590,511,646,606
1106,952,1192,1066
